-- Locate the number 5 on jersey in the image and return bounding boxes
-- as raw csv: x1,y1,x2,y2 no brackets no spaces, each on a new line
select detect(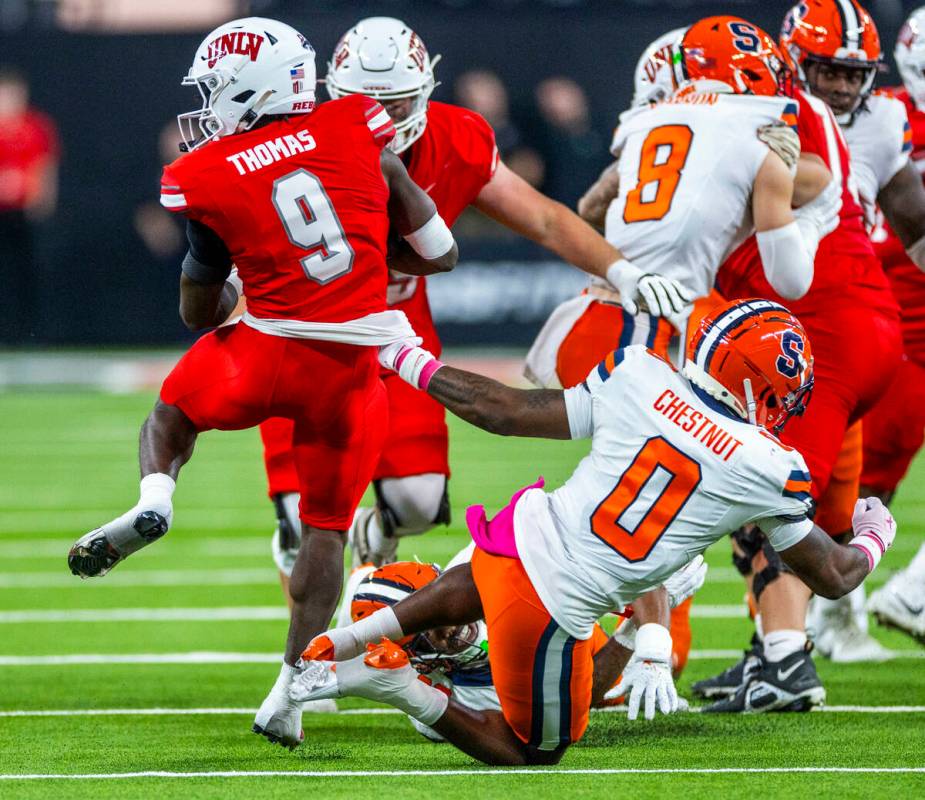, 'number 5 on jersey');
591,437,701,562
624,125,694,223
